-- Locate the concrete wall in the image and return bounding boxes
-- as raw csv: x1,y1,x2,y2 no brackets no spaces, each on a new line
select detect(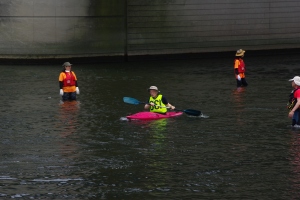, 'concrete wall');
0,0,300,59
127,0,300,55
0,0,125,59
